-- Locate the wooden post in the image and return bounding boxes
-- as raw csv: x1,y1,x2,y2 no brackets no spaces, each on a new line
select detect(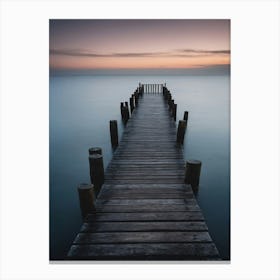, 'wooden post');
88,154,104,195
88,147,102,155
110,120,118,147
176,120,187,144
125,102,130,118
77,183,95,218
135,94,139,106
173,104,177,121
123,106,129,123
183,111,189,122
130,97,134,113
120,102,124,119
185,160,202,188
167,94,172,106
170,99,174,111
